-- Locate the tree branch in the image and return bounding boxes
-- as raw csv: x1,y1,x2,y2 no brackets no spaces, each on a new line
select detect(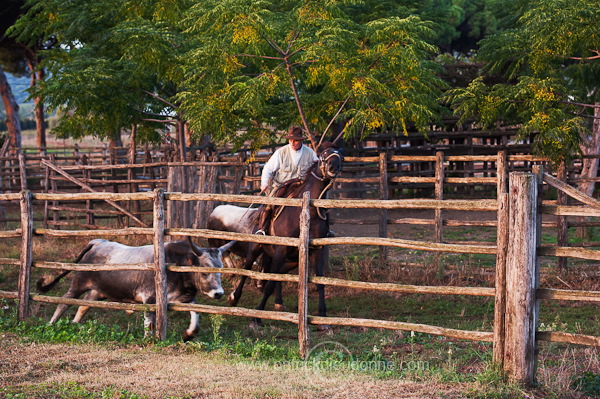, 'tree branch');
284,56,315,147
236,54,285,61
140,118,178,124
142,90,178,109
570,50,600,61
319,95,351,147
